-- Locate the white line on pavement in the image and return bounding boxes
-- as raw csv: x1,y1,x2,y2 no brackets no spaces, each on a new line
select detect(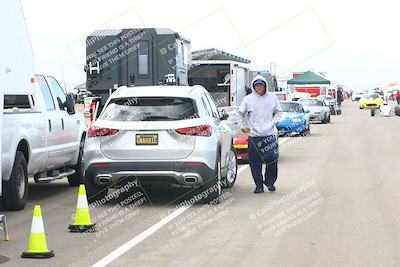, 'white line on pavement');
91,136,290,267
91,206,189,267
